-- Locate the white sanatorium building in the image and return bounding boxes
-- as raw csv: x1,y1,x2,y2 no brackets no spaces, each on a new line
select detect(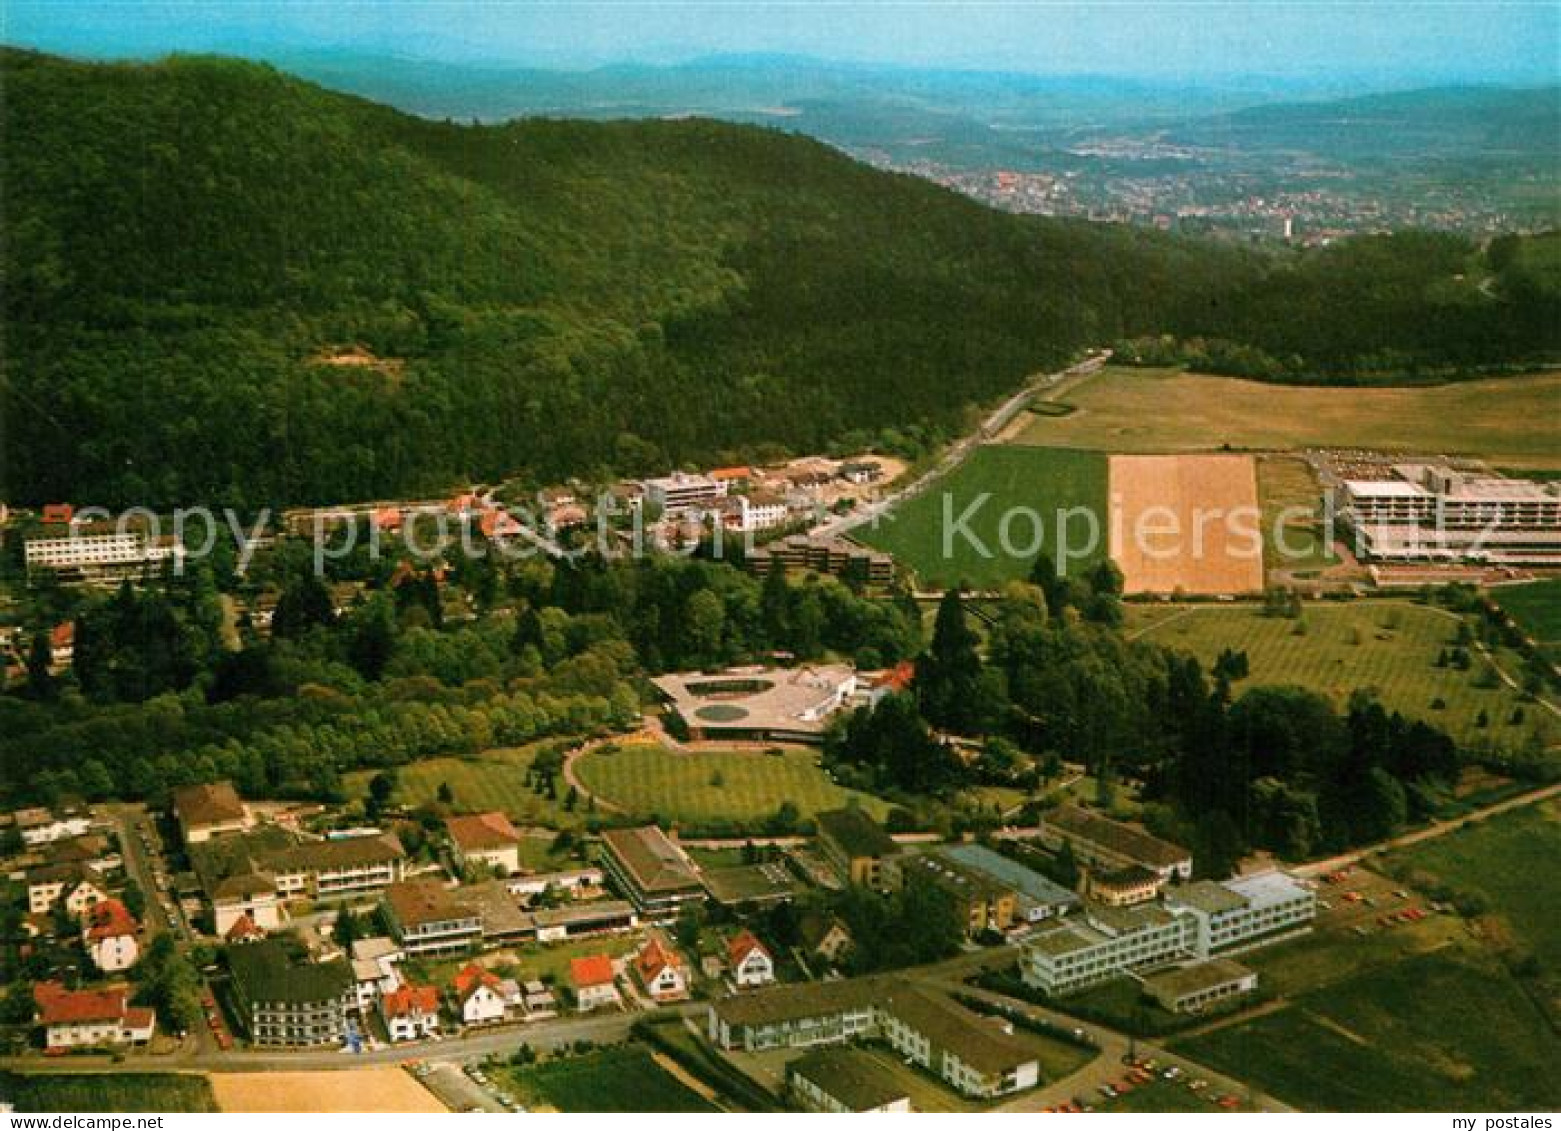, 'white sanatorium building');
1020,870,1314,995
643,472,728,516
1340,464,1561,564
25,531,185,583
